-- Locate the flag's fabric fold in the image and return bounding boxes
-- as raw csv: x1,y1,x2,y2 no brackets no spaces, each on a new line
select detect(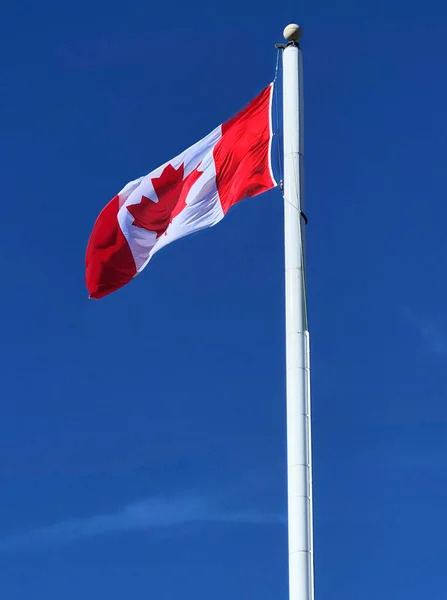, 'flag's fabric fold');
86,84,276,299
